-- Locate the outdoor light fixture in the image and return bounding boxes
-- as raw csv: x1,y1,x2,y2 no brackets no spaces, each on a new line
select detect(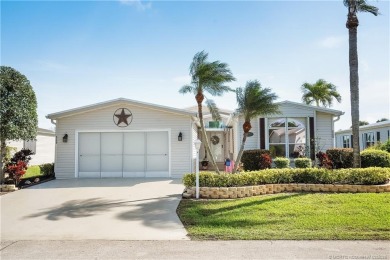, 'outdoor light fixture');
63,134,68,143
178,132,183,141
194,139,202,199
